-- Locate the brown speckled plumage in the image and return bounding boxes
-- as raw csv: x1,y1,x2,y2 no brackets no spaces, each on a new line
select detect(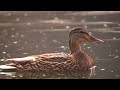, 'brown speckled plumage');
2,27,104,71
